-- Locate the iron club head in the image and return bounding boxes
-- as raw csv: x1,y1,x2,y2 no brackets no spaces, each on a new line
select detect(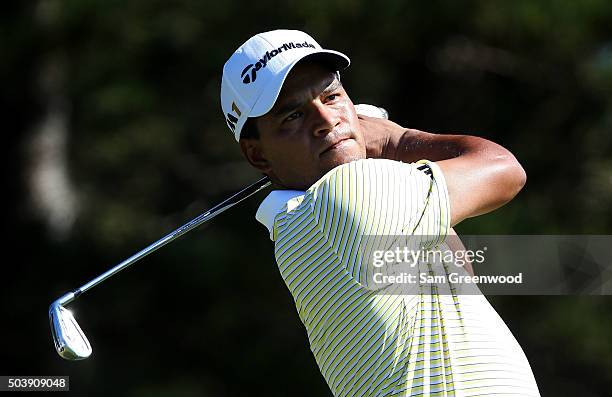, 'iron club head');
49,298,92,360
